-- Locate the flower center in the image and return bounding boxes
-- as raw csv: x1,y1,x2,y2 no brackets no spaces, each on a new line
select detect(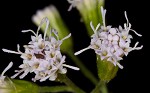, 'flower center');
26,54,32,60
122,35,127,40
38,42,45,49
33,63,39,69
102,51,107,56
34,53,45,59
